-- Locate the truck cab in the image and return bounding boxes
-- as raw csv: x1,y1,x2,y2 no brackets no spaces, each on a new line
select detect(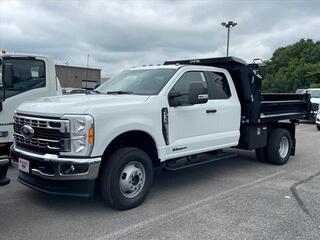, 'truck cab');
0,52,61,185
